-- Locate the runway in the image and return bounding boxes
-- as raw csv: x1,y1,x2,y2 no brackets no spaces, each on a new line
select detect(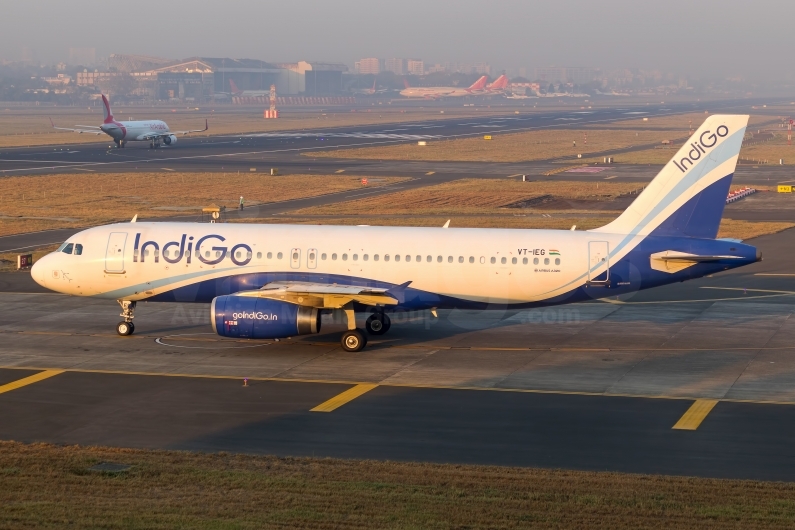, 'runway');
0,97,779,177
1,227,795,480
